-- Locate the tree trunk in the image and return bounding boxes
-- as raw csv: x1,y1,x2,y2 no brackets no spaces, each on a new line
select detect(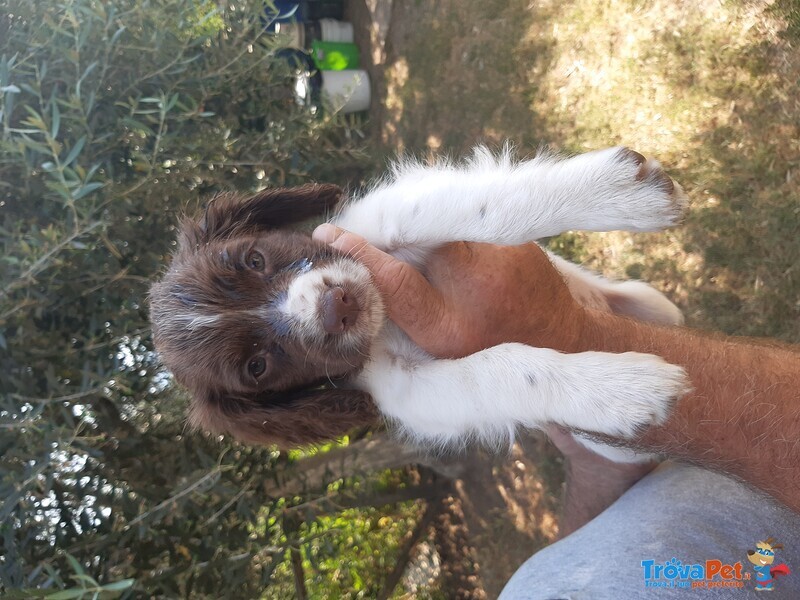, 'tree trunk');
263,436,422,497
431,486,487,600
450,434,563,598
377,499,439,600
